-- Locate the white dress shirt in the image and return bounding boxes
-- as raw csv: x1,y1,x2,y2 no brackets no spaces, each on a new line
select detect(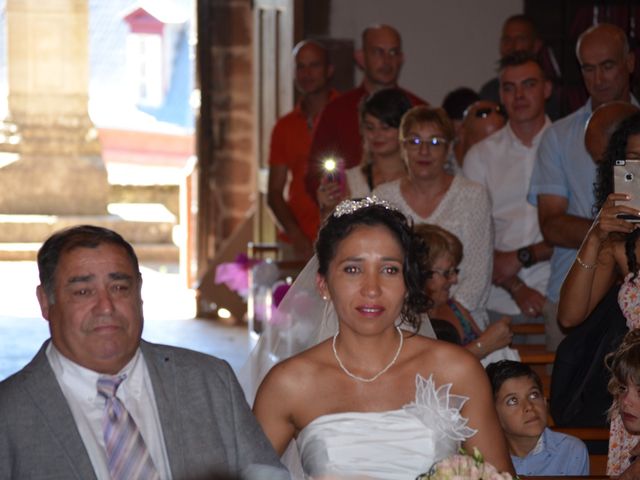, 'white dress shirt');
46,343,172,479
463,120,552,315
